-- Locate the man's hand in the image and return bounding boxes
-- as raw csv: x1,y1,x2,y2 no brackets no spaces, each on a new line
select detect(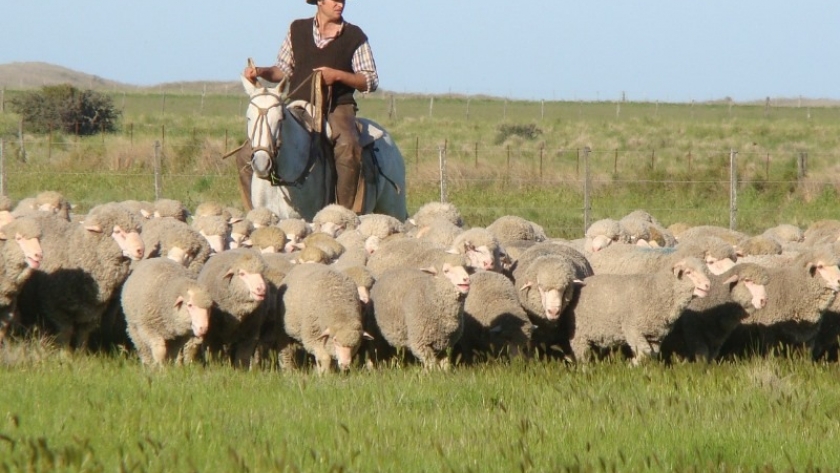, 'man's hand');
243,66,258,84
314,67,344,86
